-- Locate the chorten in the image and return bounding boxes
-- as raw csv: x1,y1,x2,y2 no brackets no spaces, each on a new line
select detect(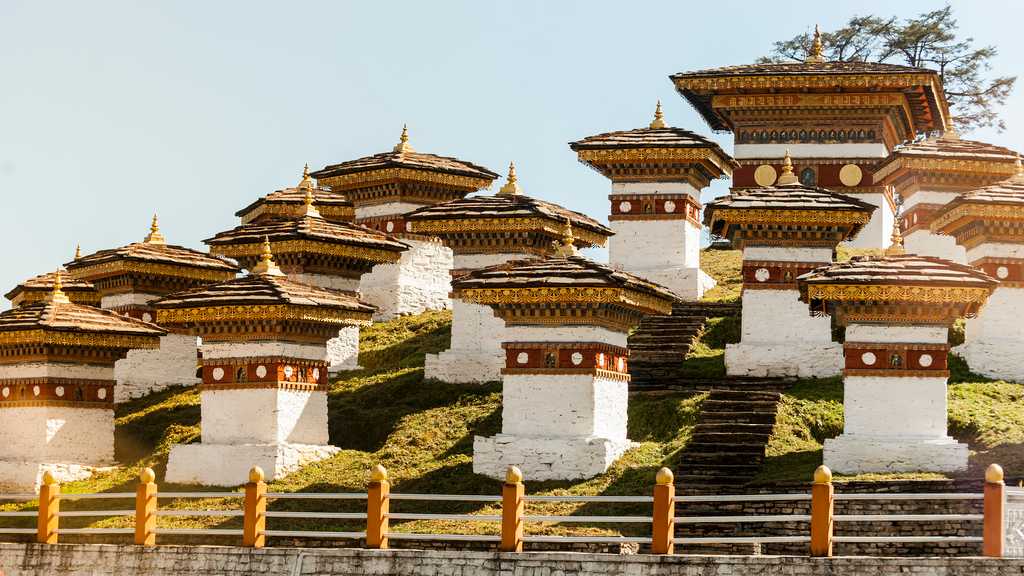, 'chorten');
235,164,356,225
798,255,996,473
65,216,240,401
570,102,737,299
0,273,164,490
310,126,499,319
455,225,675,480
154,240,375,486
5,269,99,308
407,164,613,384
672,26,950,249
930,163,1024,381
704,151,876,378
874,130,1019,262
206,188,408,371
